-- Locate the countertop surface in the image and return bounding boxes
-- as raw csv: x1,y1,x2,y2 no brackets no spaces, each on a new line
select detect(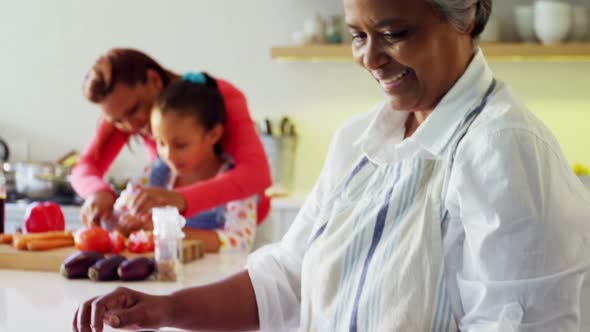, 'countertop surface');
0,253,249,332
